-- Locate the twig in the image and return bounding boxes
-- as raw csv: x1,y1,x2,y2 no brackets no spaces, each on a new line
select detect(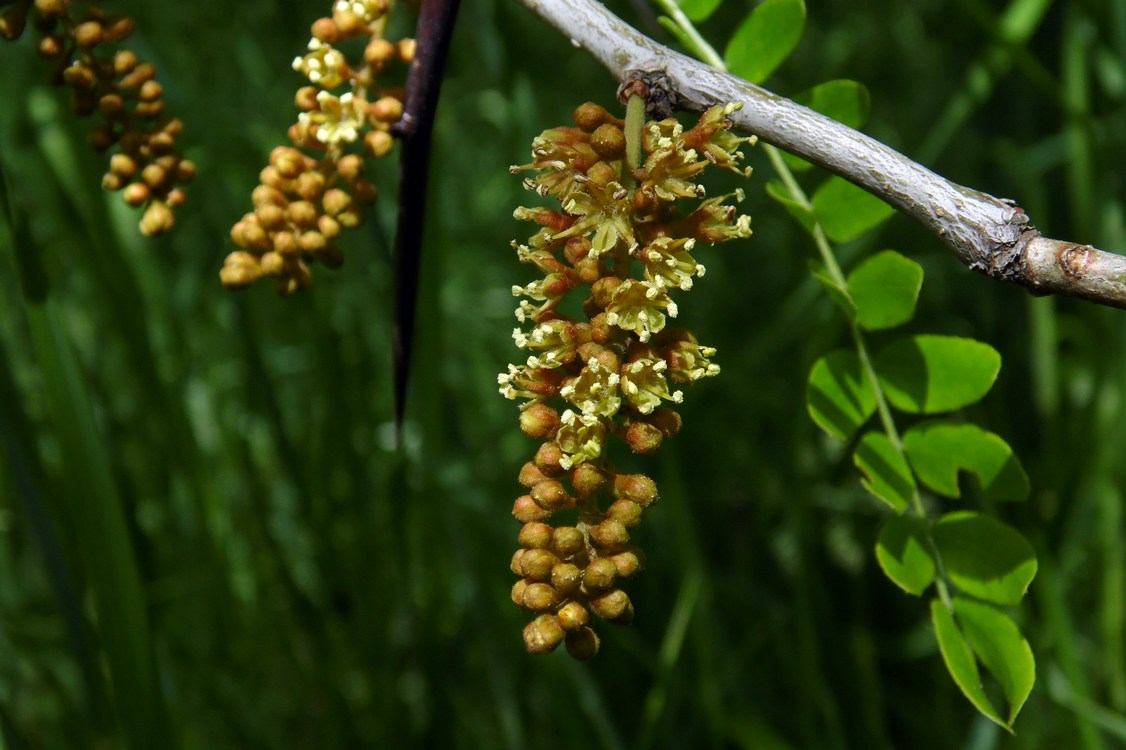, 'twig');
516,0,1126,310
391,0,462,435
